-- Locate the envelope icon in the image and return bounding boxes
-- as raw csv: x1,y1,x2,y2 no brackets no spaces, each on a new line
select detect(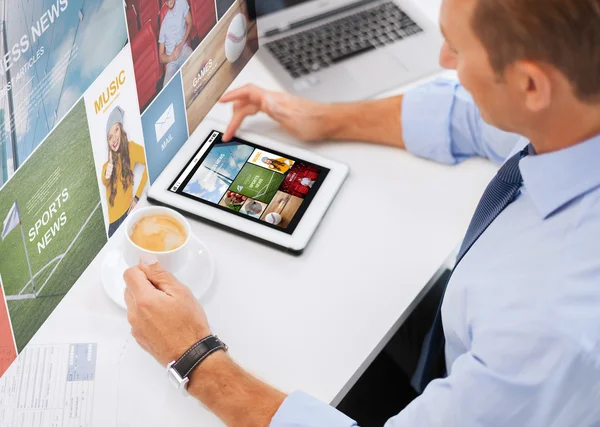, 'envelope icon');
155,103,175,142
